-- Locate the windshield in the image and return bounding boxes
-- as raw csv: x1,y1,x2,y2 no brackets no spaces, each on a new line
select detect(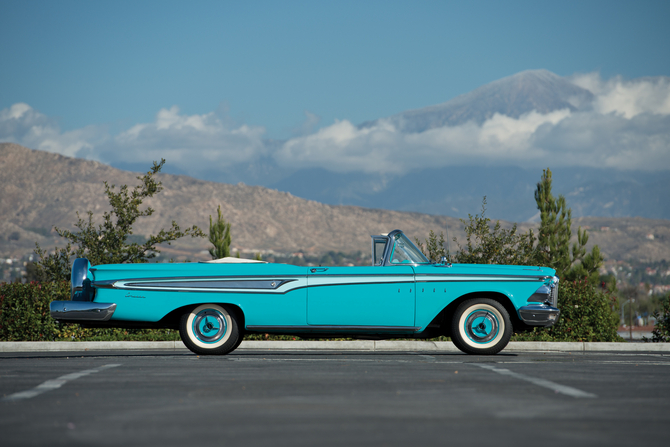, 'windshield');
389,233,430,264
